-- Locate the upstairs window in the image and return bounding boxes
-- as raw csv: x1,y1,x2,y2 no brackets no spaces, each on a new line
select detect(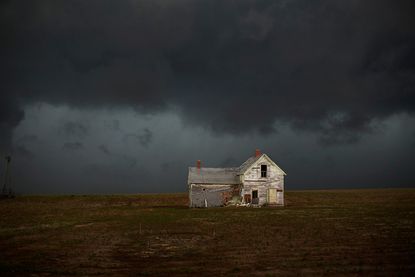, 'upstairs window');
261,164,267,178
